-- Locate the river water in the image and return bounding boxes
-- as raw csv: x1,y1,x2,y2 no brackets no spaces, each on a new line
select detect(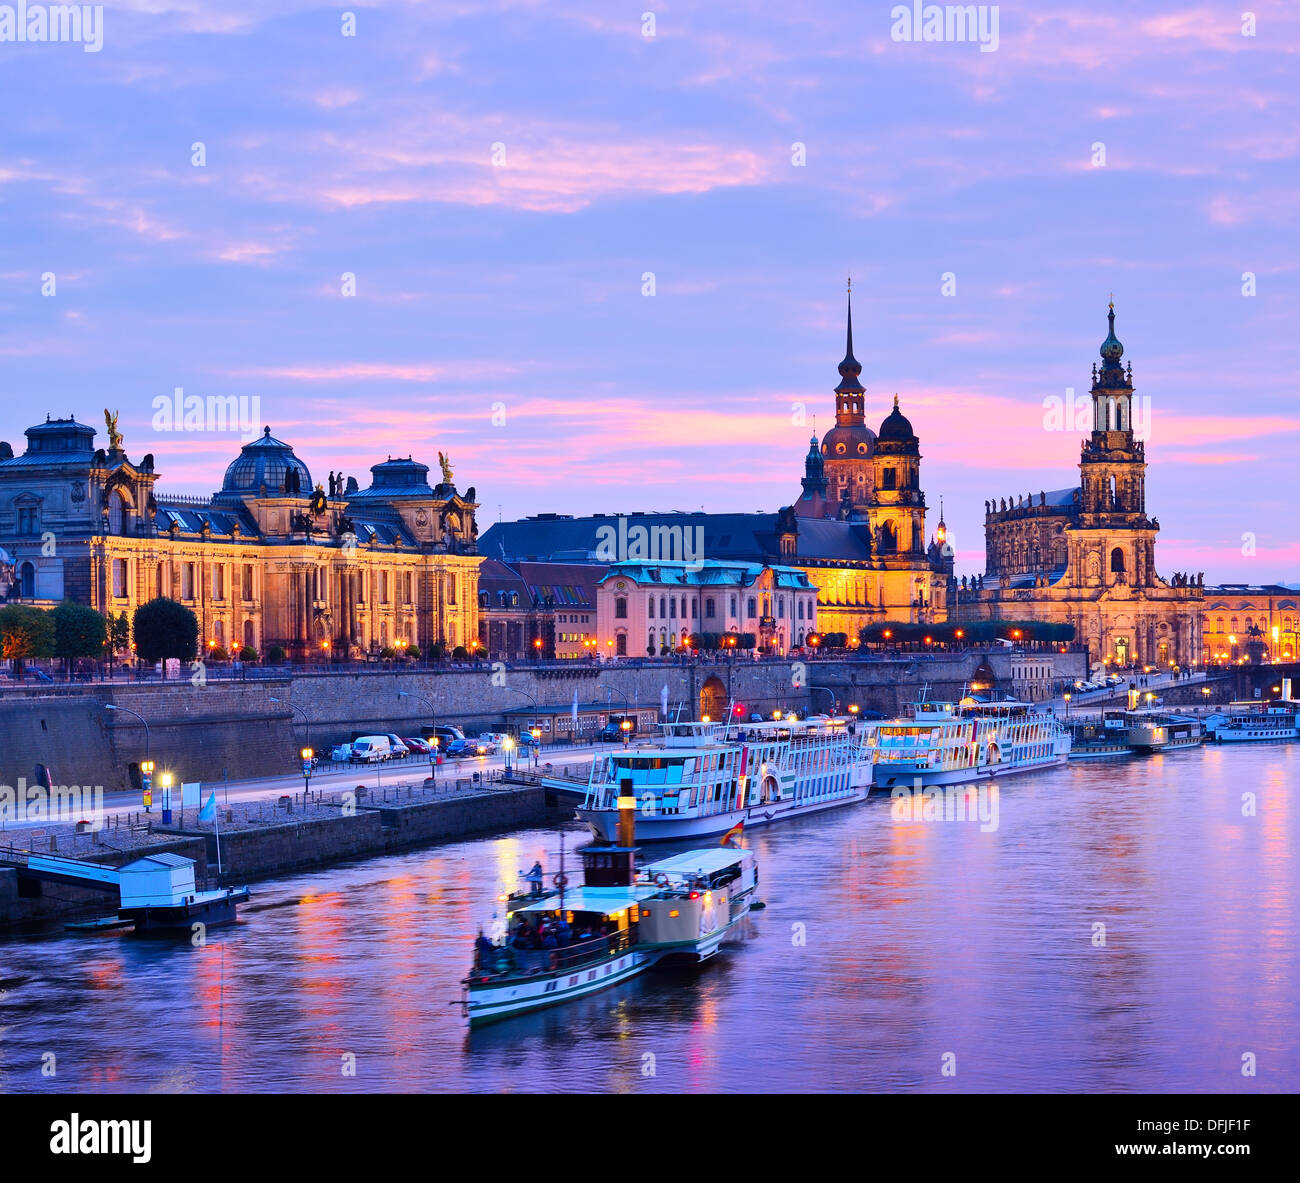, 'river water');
2,743,1296,1093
